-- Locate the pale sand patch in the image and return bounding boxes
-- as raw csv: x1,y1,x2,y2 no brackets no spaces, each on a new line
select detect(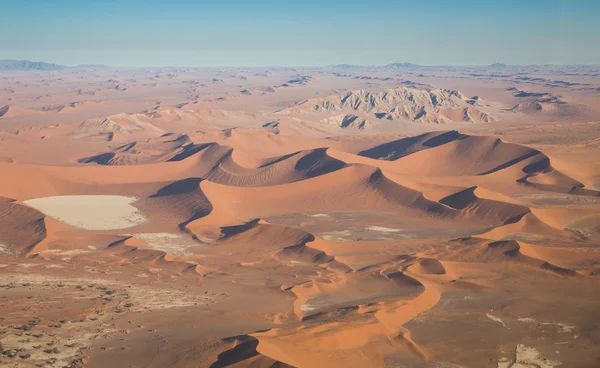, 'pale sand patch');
310,213,328,217
487,313,507,328
44,264,65,268
497,344,561,368
300,302,316,312
126,287,208,312
517,317,536,323
496,357,512,368
0,243,11,254
516,344,561,368
366,225,402,232
25,195,146,230
198,237,216,243
133,232,198,256
322,230,353,241
518,317,575,334
0,274,212,311
61,249,94,256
